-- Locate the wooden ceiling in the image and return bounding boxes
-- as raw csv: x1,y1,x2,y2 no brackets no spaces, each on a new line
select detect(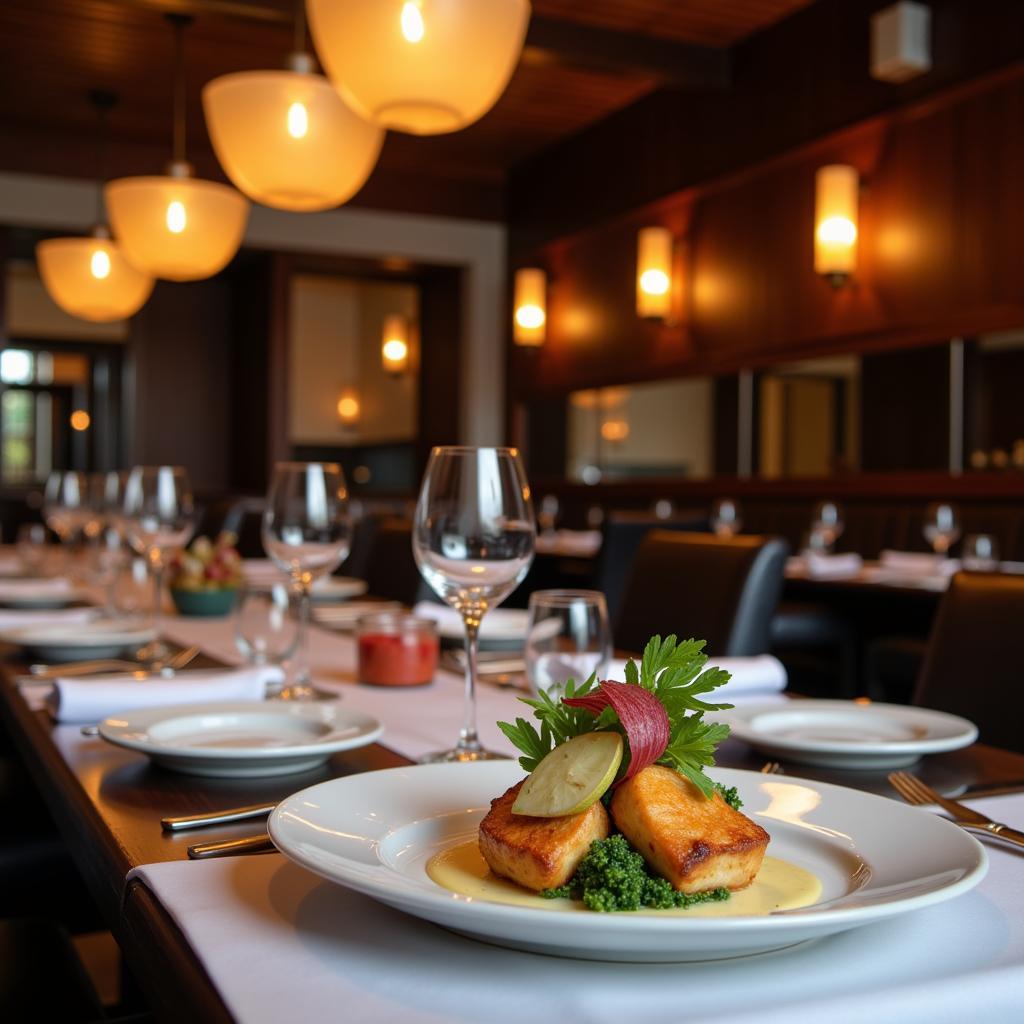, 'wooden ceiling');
0,0,813,220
